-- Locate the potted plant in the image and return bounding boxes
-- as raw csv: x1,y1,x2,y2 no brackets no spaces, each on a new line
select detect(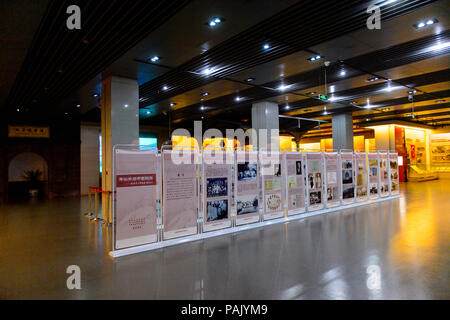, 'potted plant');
23,169,42,198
